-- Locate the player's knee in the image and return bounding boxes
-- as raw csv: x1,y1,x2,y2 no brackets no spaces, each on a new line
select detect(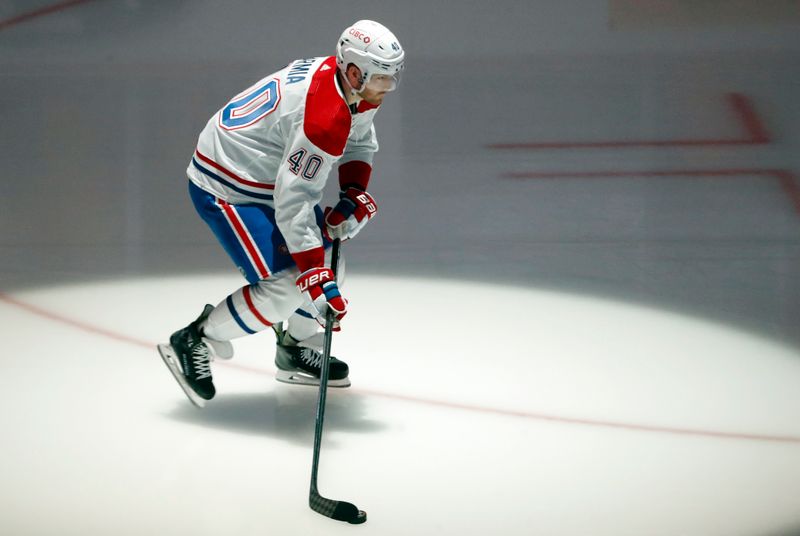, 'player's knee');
250,277,304,321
